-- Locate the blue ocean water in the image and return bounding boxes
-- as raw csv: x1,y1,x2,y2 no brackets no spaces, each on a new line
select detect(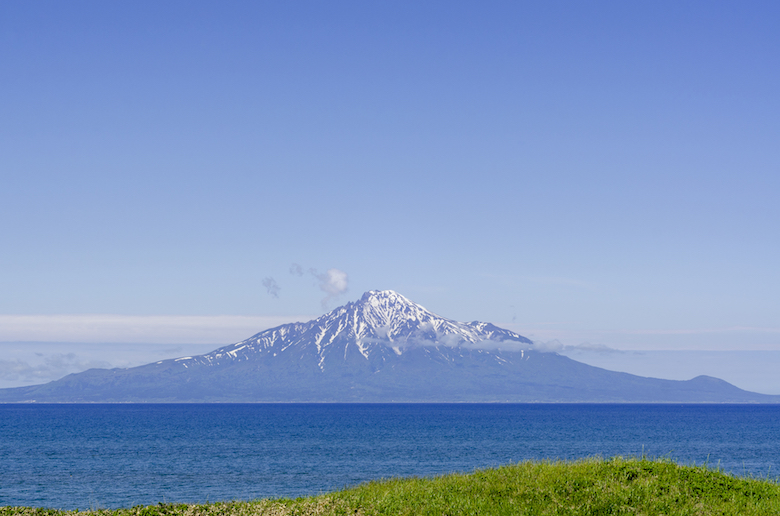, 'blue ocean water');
1,404,779,510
